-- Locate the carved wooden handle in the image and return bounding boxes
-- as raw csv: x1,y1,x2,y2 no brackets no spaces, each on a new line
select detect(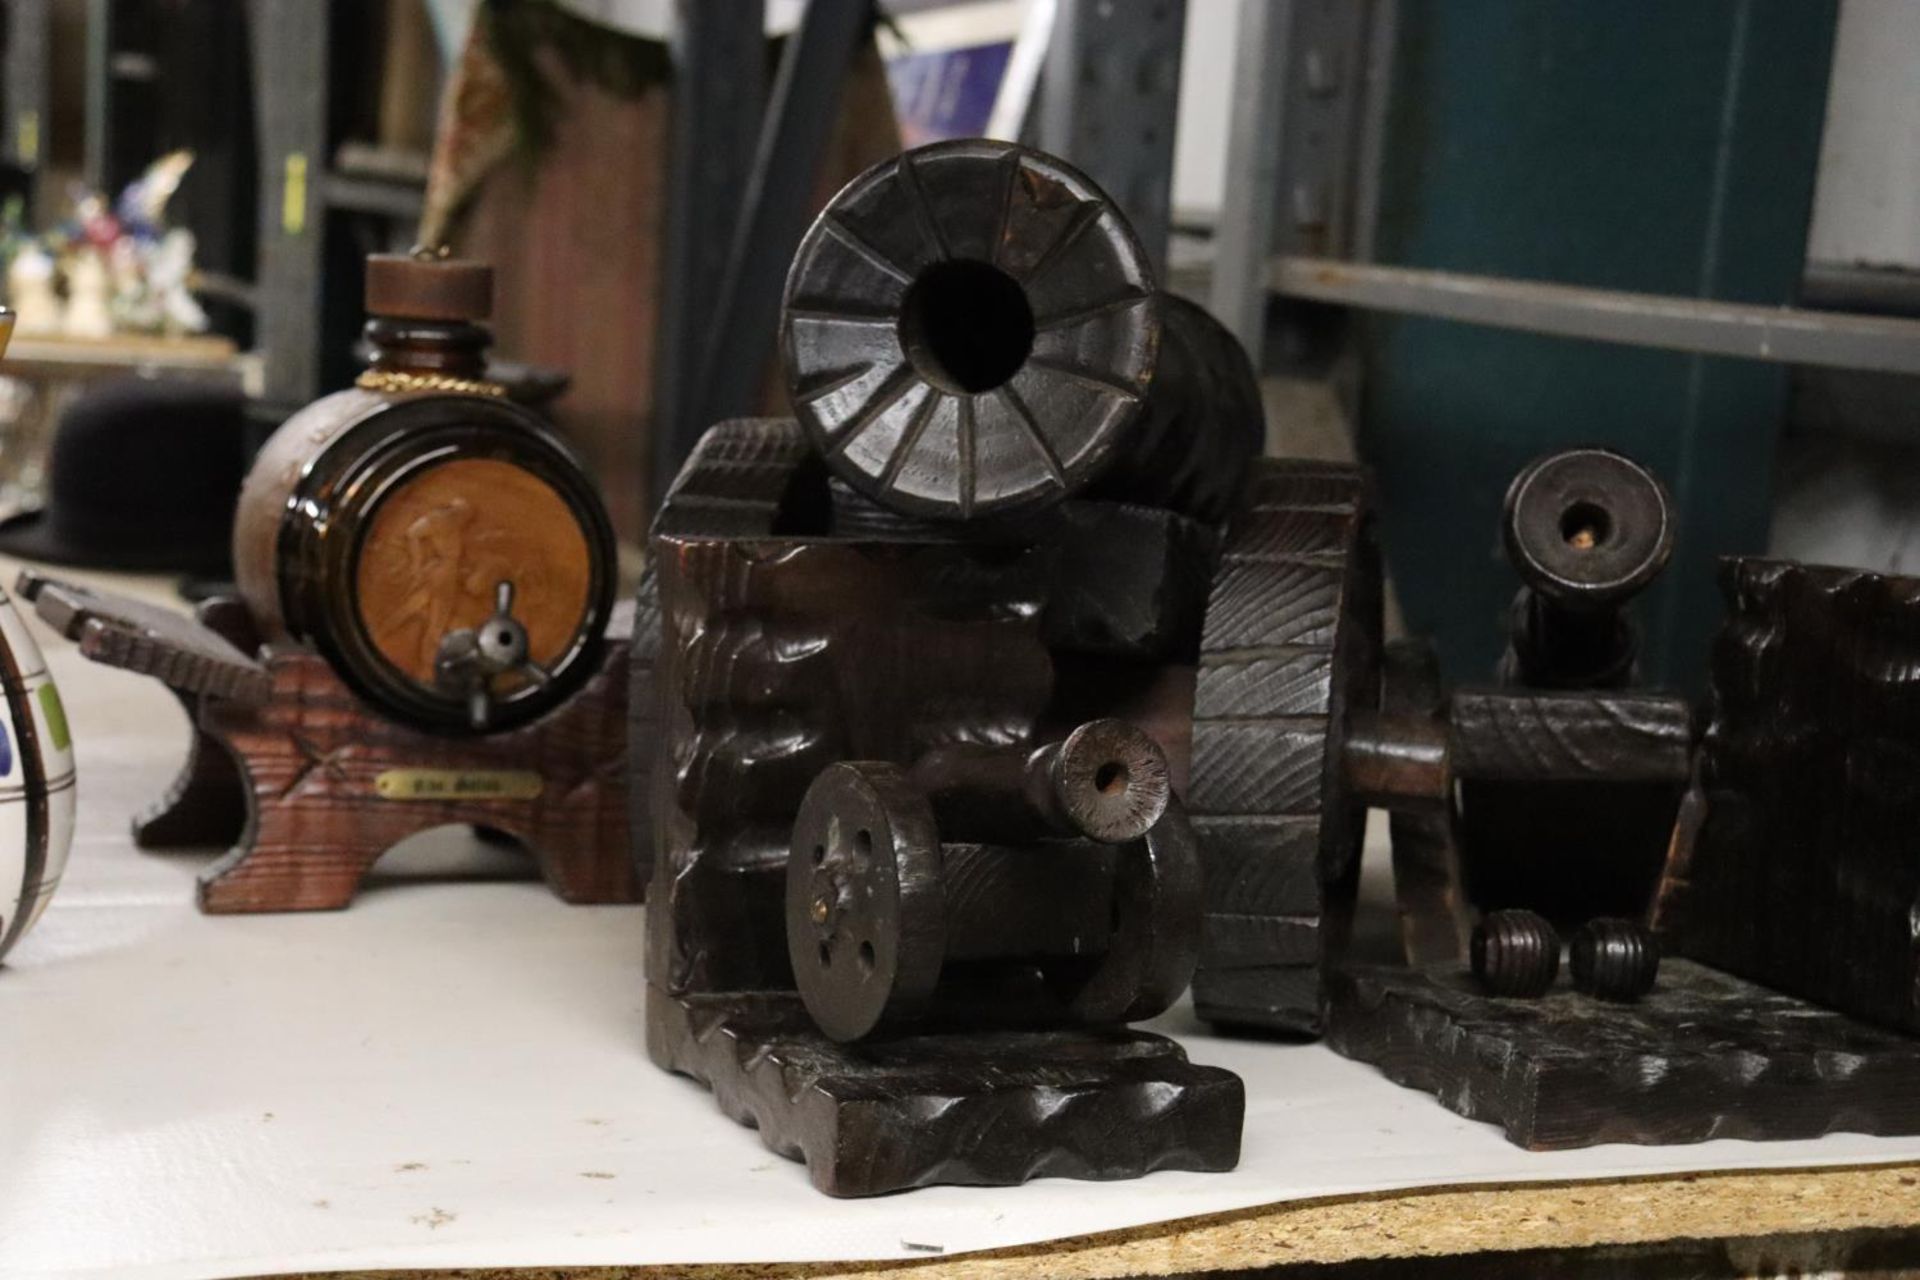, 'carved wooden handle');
19,572,271,704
